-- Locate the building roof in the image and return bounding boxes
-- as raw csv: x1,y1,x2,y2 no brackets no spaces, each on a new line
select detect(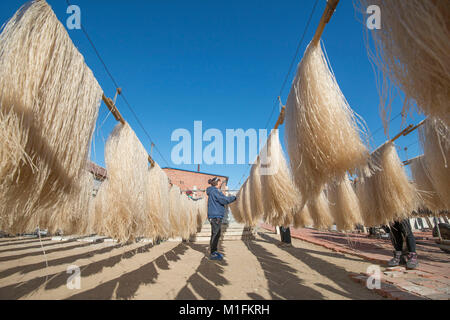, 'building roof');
86,163,229,185
87,161,107,180
162,167,229,181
